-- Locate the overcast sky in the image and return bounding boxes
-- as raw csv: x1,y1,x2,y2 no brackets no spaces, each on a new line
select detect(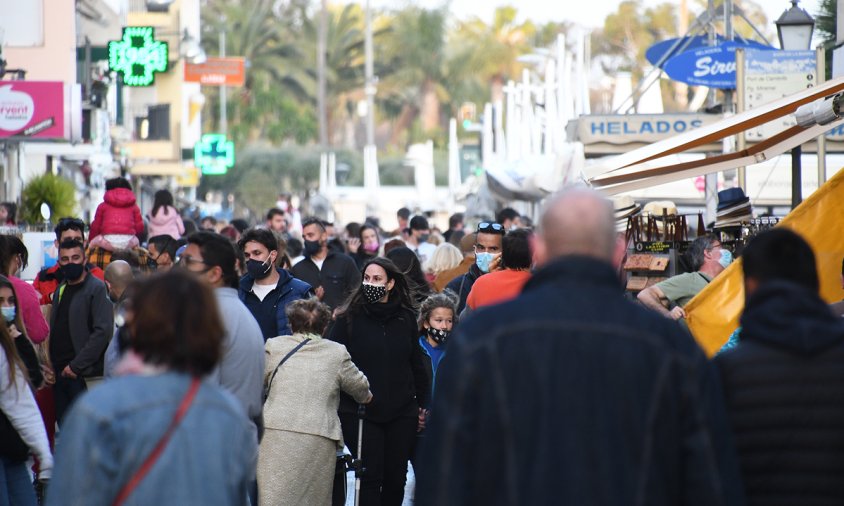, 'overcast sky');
368,0,823,36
